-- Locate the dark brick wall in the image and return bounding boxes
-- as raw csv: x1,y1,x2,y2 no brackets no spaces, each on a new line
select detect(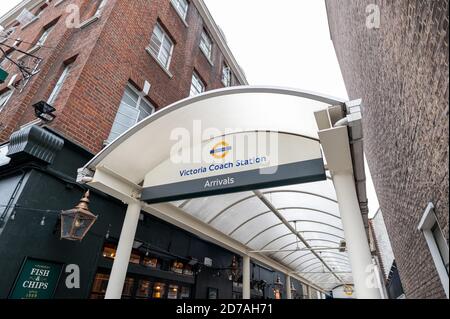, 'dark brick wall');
326,0,449,299
1,0,243,152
